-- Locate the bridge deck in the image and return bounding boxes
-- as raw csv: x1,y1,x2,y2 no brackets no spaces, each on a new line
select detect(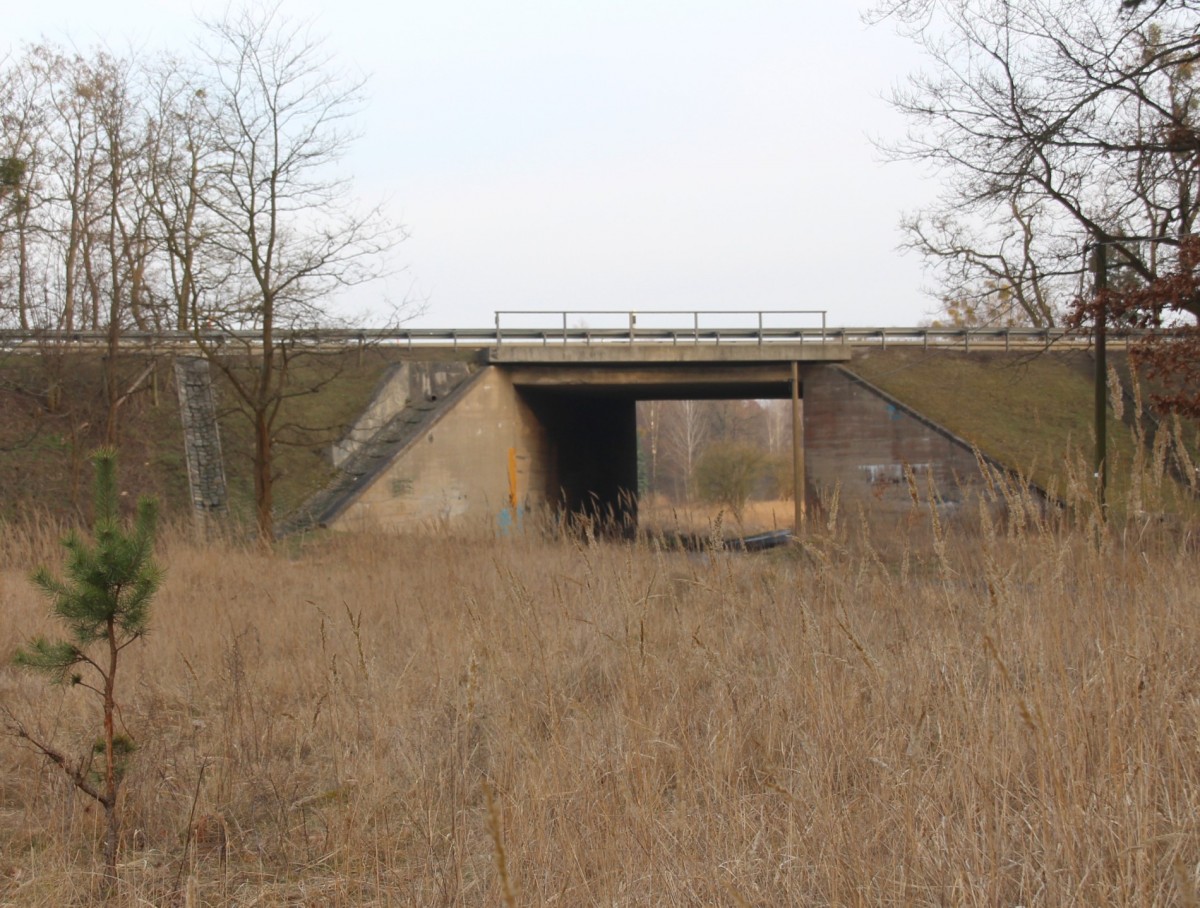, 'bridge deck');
485,342,850,364
0,324,1130,354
